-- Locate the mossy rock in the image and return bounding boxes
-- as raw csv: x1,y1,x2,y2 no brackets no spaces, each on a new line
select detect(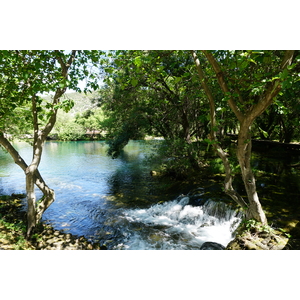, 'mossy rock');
226,222,289,250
